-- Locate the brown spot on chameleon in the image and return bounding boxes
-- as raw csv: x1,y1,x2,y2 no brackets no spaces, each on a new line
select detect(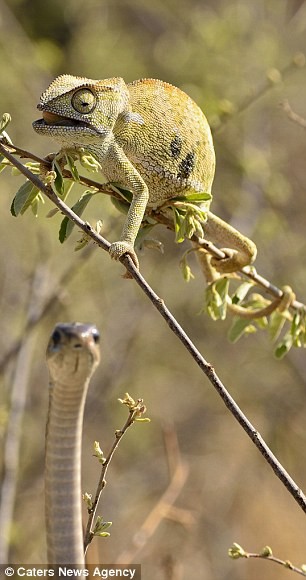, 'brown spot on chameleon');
170,135,182,158
177,151,196,180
